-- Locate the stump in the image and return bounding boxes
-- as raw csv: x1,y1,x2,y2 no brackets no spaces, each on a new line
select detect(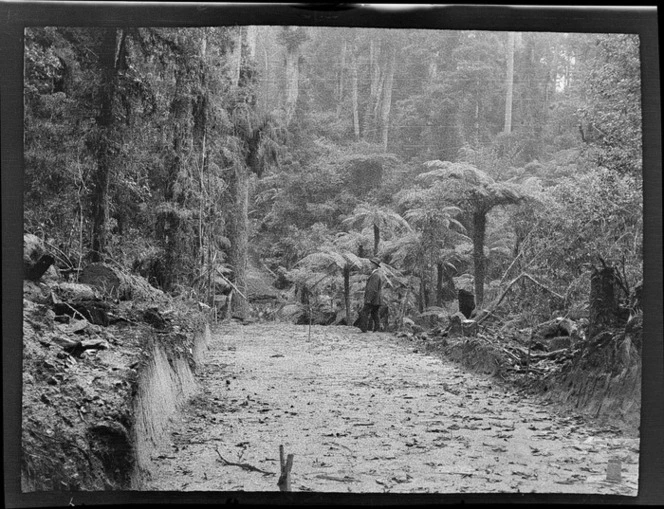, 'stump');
458,289,475,319
447,312,478,337
277,445,294,492
588,263,619,340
